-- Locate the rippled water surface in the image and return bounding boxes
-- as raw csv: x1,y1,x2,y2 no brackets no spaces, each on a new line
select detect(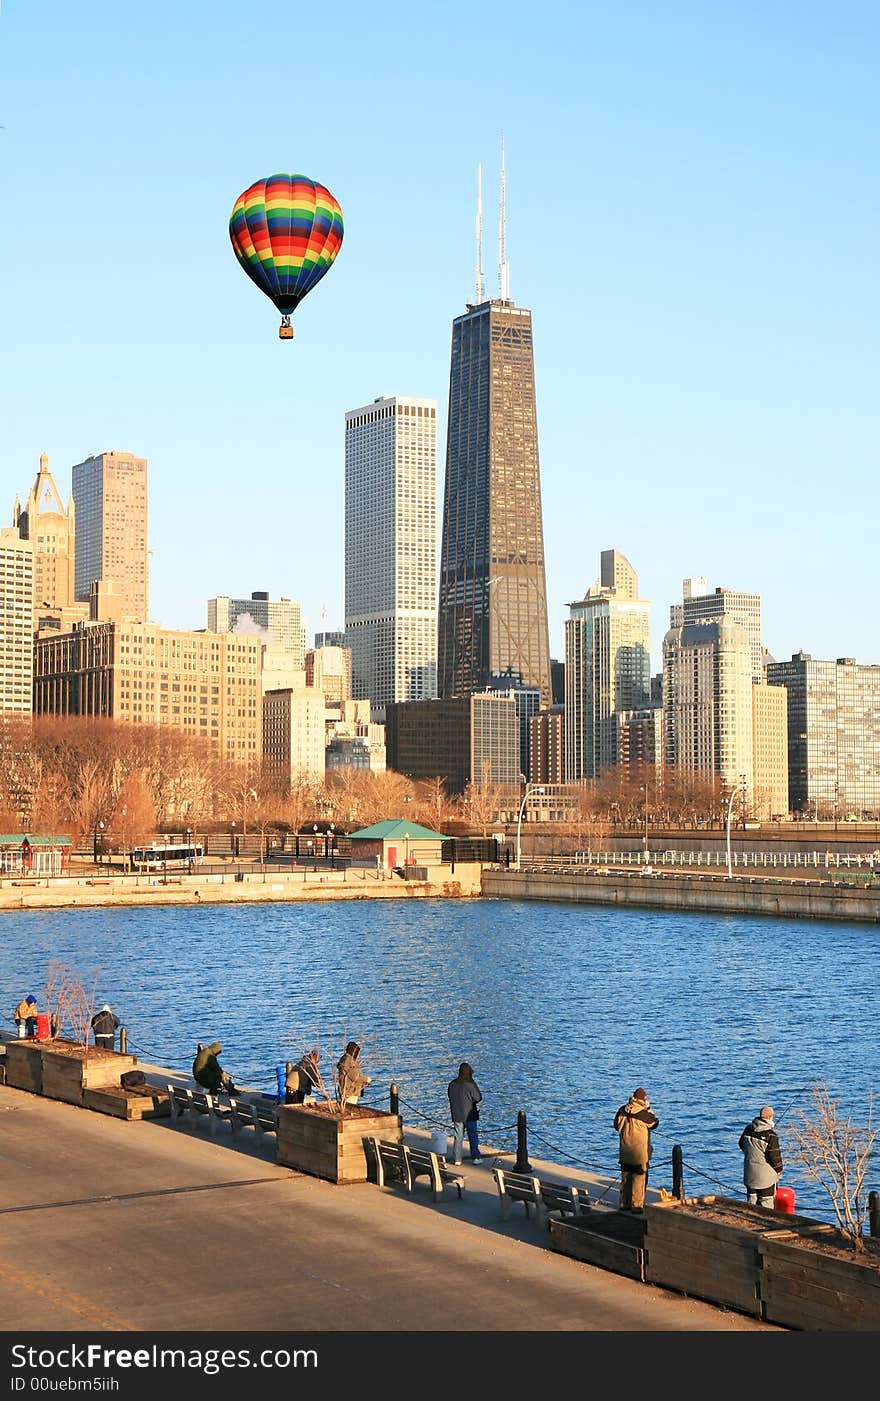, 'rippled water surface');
2,897,877,1221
